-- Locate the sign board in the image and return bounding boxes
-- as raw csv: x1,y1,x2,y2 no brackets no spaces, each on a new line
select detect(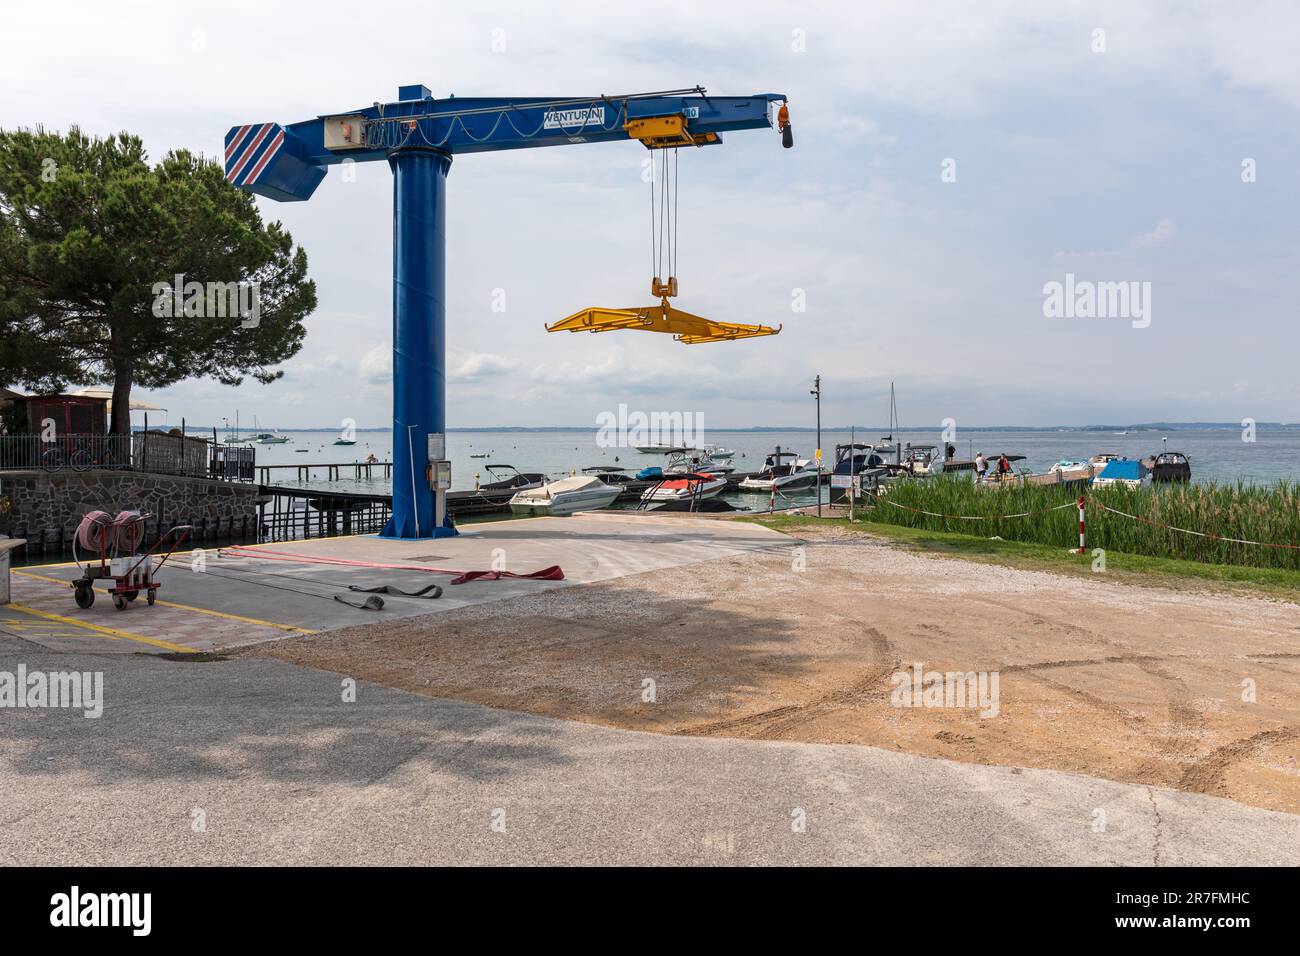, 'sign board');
543,107,606,130
426,432,446,461
830,475,863,491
